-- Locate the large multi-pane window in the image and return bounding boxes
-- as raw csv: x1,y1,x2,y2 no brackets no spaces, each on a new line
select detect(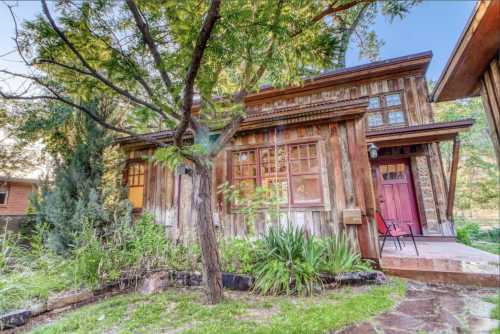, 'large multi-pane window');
126,161,145,209
231,142,322,206
366,92,406,129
